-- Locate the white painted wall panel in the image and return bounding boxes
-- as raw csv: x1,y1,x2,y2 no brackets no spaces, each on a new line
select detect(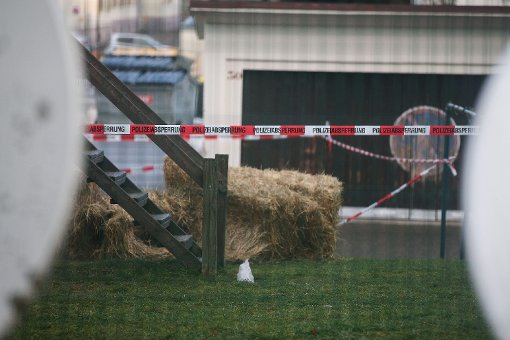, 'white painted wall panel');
200,11,510,165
